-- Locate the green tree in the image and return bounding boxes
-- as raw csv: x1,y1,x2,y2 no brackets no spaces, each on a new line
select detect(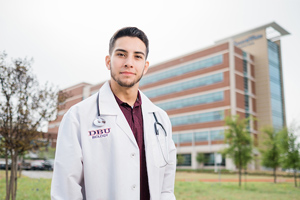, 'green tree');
278,126,300,187
222,115,253,187
260,126,282,183
0,52,67,200
196,153,206,168
177,154,185,166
